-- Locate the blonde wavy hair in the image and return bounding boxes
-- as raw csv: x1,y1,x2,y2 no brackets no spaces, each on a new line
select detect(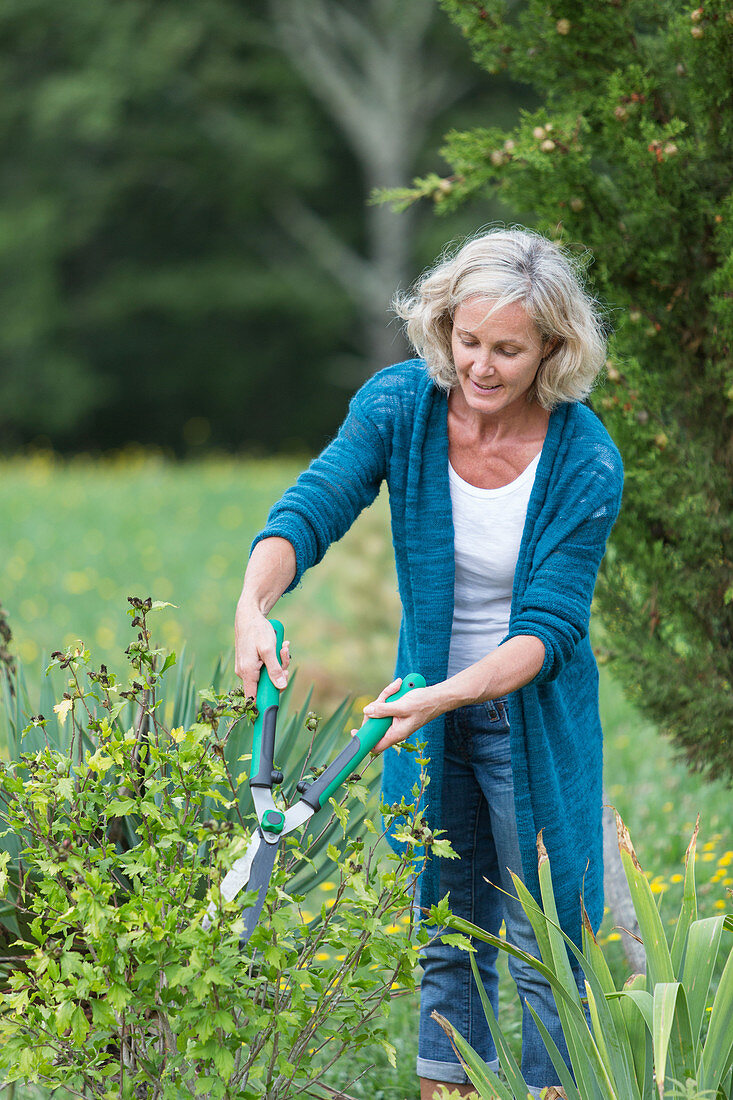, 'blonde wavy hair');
393,227,607,408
